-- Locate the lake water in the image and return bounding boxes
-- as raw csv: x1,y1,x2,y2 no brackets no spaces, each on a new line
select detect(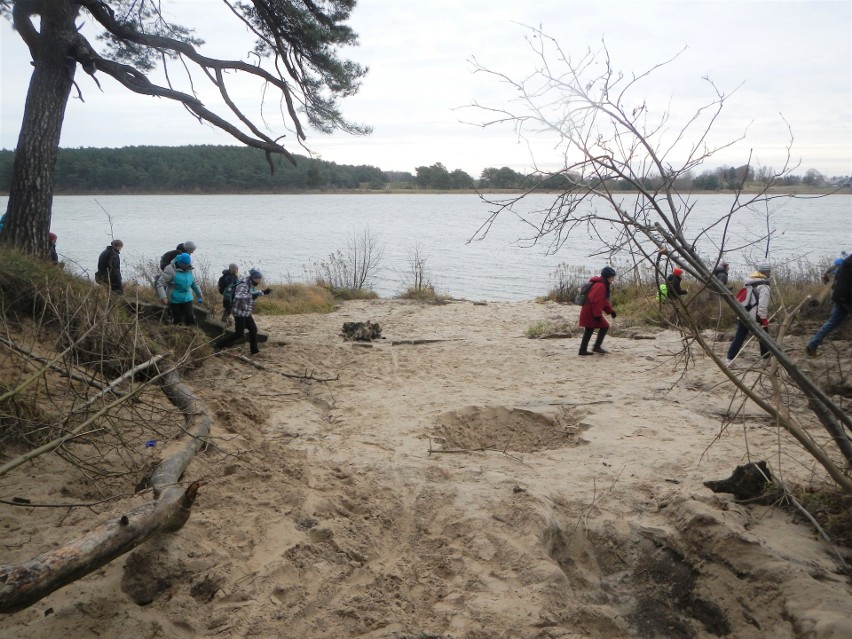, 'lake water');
3,193,850,301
